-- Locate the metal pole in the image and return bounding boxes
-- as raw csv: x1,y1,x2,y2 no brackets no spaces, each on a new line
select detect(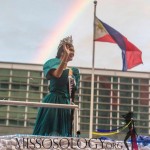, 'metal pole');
0,100,78,109
89,0,97,138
